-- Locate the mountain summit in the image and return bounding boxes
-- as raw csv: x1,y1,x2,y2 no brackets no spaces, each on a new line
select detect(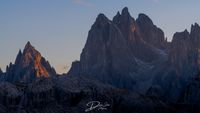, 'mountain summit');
68,7,167,90
6,42,56,83
68,10,138,88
